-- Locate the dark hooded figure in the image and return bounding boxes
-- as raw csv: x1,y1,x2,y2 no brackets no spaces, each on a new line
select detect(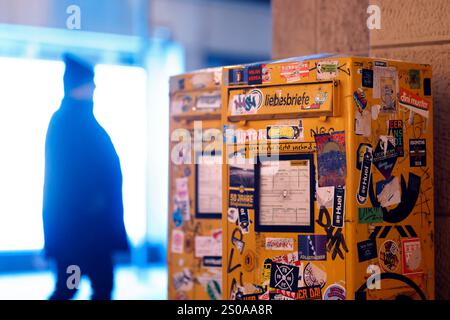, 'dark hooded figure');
43,54,129,300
